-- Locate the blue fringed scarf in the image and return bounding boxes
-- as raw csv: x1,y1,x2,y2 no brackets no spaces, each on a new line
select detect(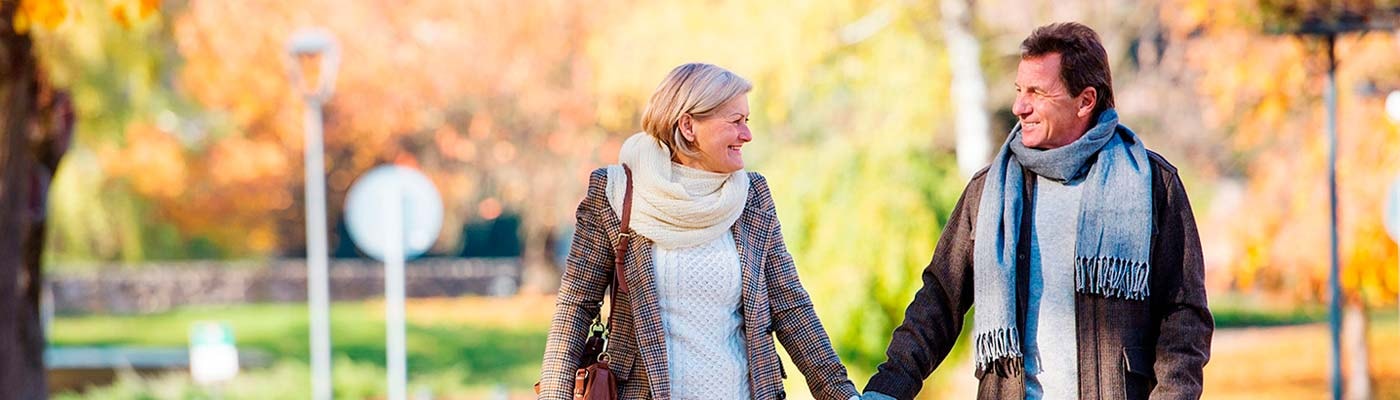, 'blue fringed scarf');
971,109,1154,374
